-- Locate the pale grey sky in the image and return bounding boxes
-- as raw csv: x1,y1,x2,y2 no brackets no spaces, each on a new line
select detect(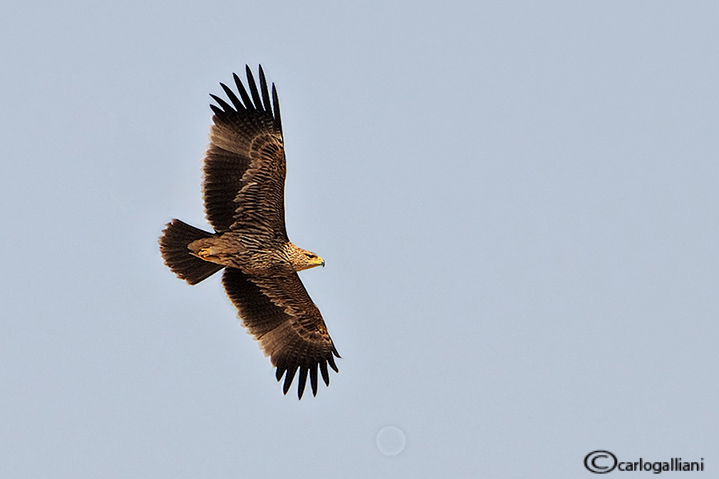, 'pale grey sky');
1,1,718,477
